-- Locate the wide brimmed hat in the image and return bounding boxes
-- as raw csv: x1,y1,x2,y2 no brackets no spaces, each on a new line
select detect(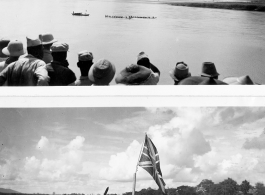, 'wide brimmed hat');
51,42,69,52
169,61,191,81
178,76,227,85
137,51,149,62
26,36,42,47
78,50,93,61
40,33,57,45
201,62,219,77
198,77,227,85
115,64,152,85
0,38,10,57
223,75,256,85
2,40,25,57
88,59,116,85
